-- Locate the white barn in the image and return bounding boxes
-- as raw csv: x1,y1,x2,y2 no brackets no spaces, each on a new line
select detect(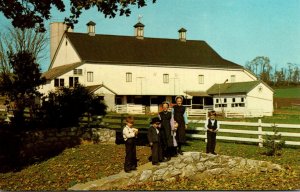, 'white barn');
40,21,273,116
